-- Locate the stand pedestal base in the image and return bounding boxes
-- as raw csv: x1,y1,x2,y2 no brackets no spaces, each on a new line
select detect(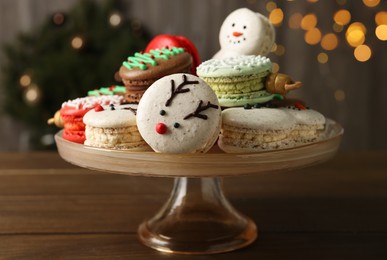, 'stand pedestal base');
138,177,257,254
